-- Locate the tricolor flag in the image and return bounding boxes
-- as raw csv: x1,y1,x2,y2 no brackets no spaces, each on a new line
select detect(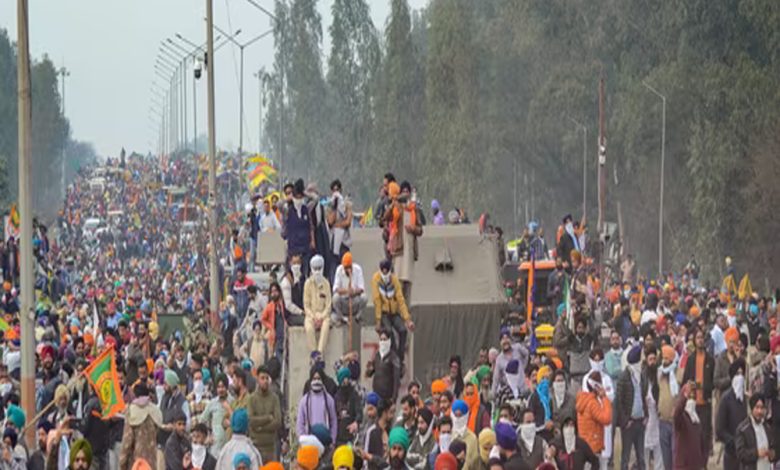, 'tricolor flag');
84,346,126,419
